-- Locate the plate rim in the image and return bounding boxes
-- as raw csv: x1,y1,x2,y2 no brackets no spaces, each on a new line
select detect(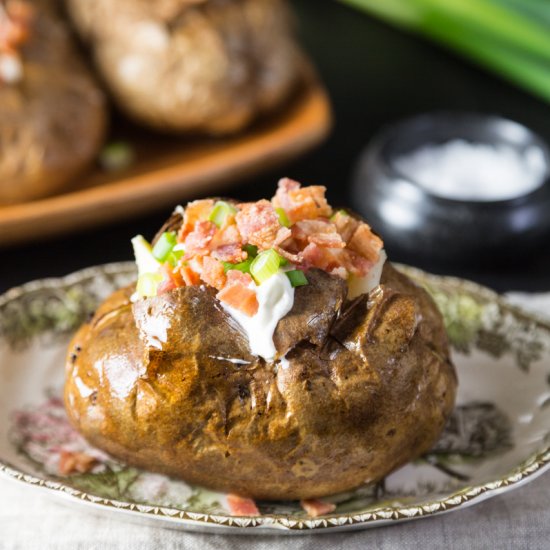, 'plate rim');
1,262,549,533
